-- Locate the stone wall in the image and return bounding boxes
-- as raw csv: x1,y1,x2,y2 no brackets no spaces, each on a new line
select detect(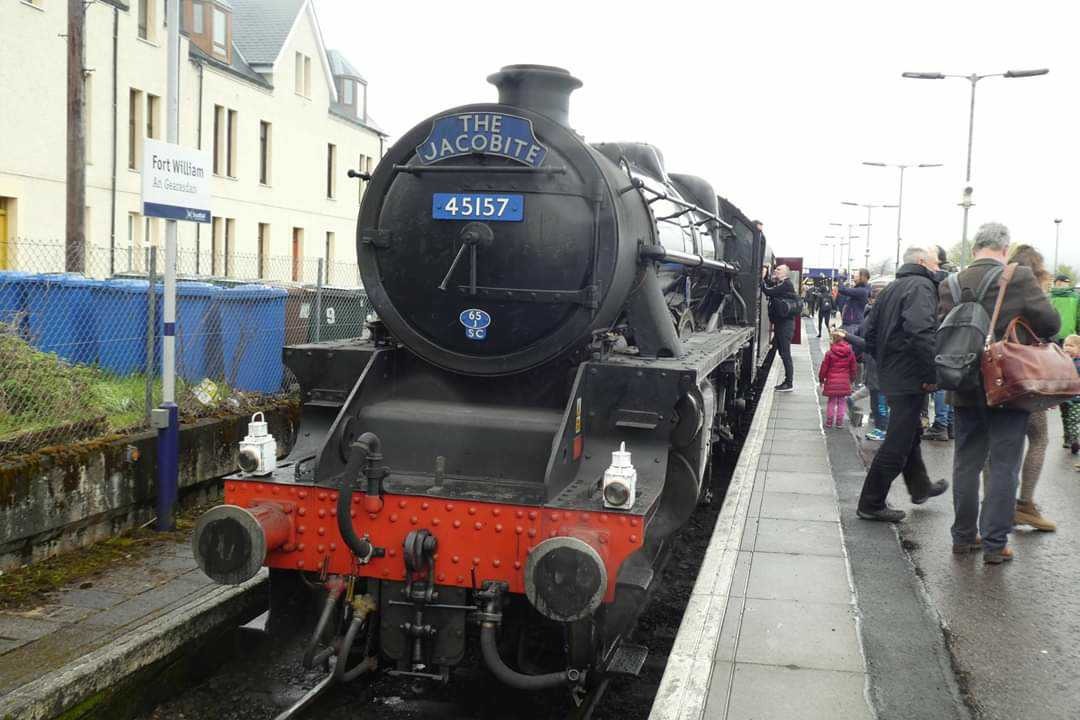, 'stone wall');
0,403,298,570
